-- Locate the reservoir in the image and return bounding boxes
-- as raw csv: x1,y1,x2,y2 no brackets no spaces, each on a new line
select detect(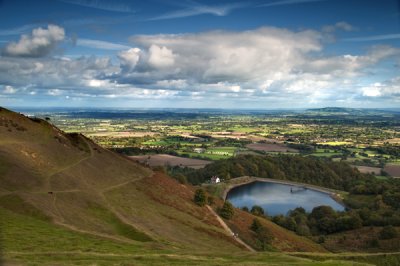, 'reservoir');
226,181,344,216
